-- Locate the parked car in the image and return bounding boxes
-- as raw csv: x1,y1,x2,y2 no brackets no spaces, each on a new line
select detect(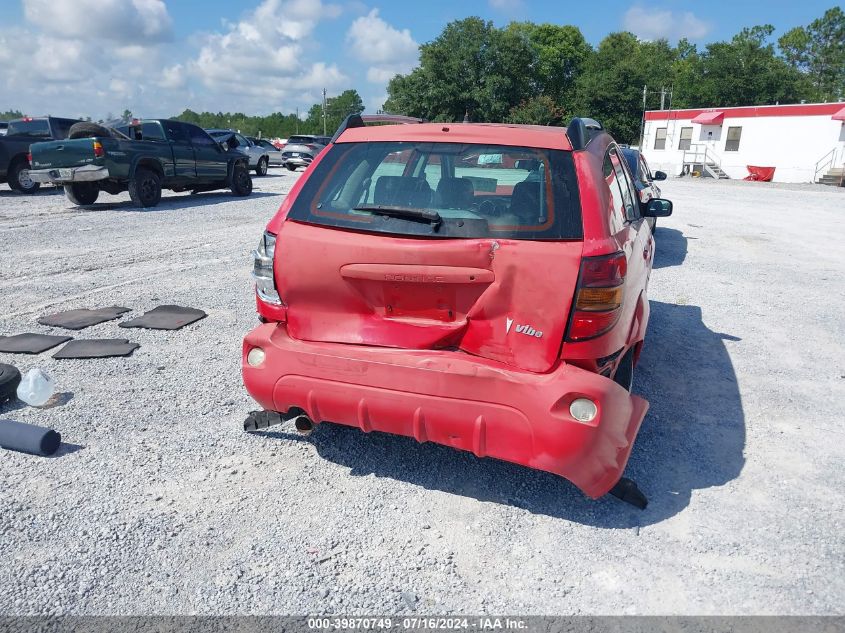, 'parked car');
0,116,81,193
280,134,330,171
242,115,672,508
206,129,270,176
28,119,252,207
621,147,666,232
0,122,7,136
248,137,284,166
